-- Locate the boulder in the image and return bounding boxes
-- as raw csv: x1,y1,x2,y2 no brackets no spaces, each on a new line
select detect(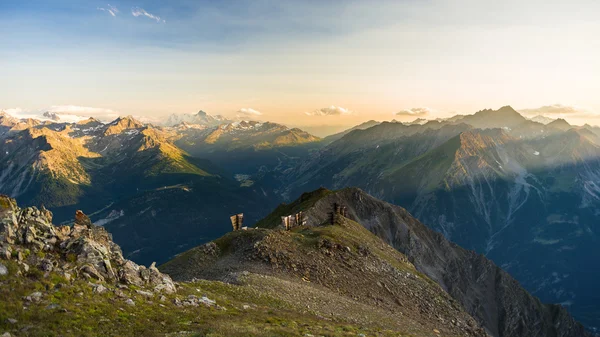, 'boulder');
0,202,176,294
